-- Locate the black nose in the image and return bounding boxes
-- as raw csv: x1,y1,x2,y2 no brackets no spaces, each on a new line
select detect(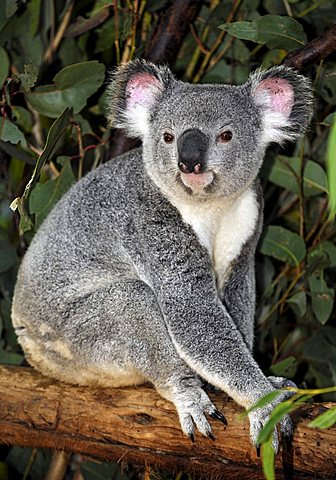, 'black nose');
177,129,208,174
